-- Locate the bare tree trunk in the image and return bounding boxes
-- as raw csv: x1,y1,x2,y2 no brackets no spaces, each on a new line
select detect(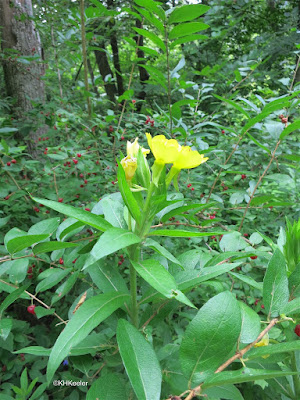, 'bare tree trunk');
94,43,117,104
135,19,150,110
0,0,47,158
